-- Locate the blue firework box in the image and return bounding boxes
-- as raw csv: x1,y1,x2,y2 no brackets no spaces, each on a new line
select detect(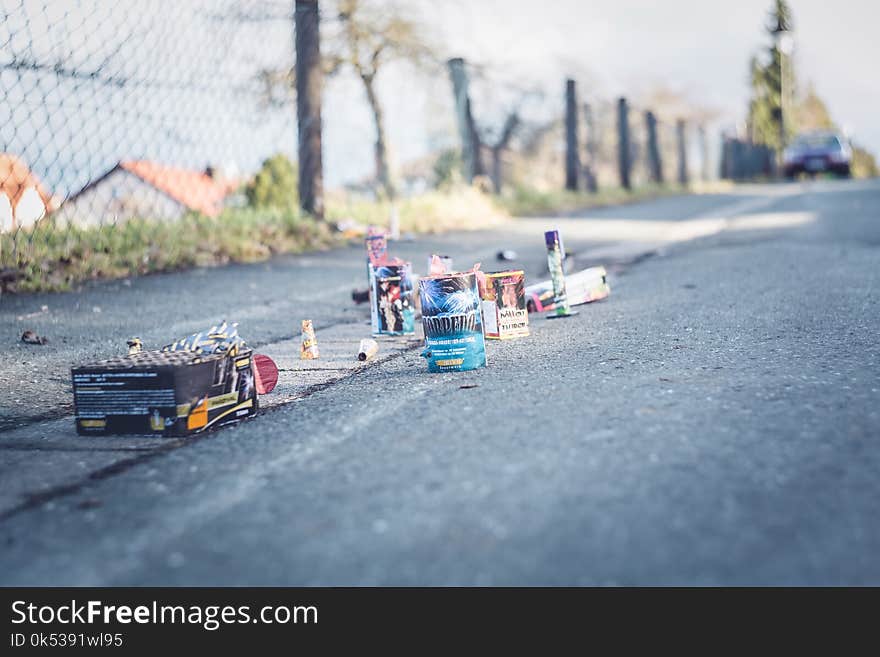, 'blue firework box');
419,270,487,372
